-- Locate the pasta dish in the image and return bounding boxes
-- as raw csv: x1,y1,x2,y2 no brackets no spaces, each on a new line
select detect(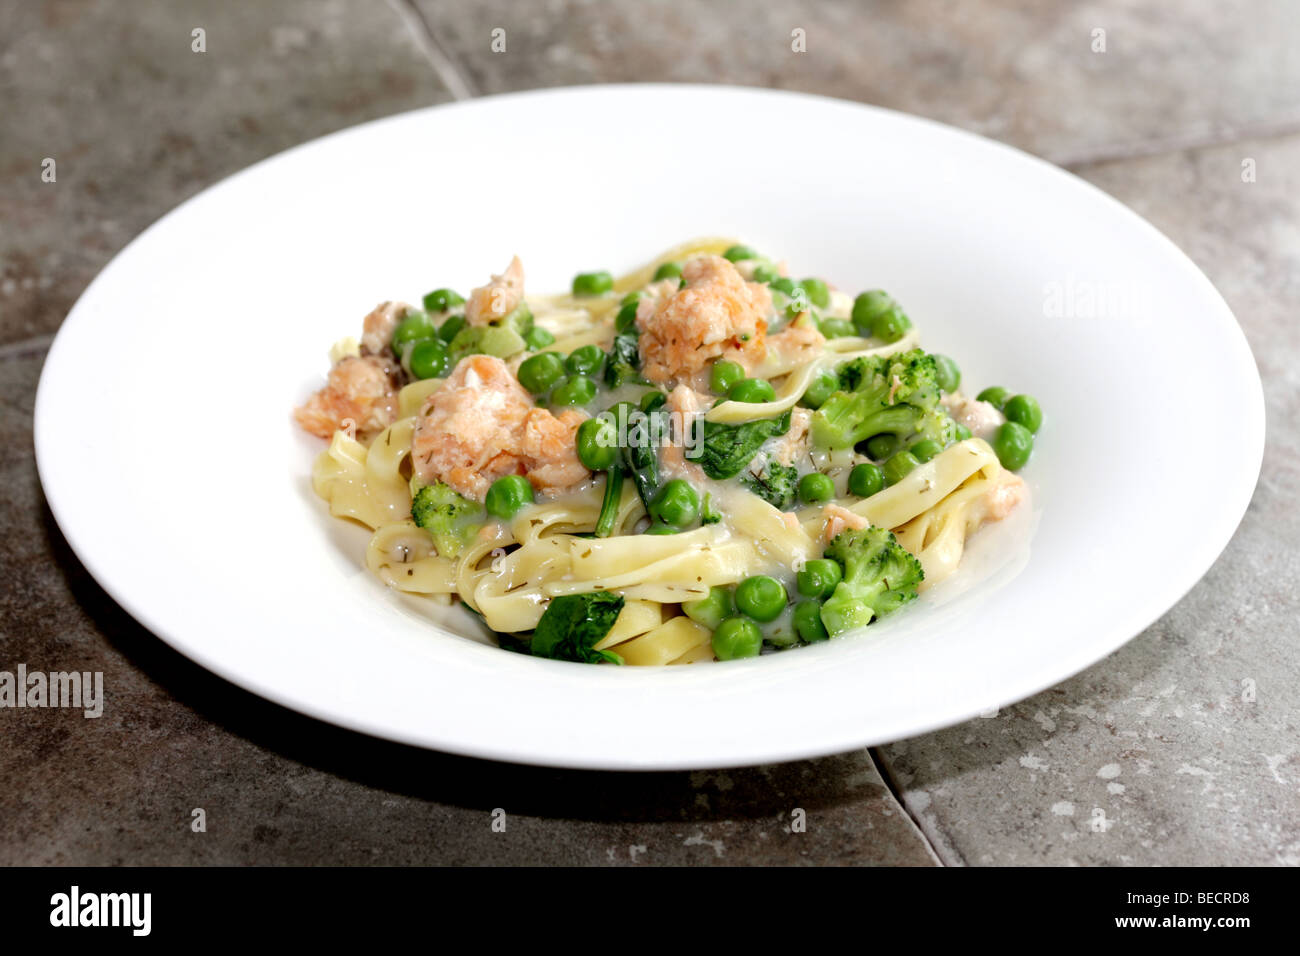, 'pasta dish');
295,239,1041,665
